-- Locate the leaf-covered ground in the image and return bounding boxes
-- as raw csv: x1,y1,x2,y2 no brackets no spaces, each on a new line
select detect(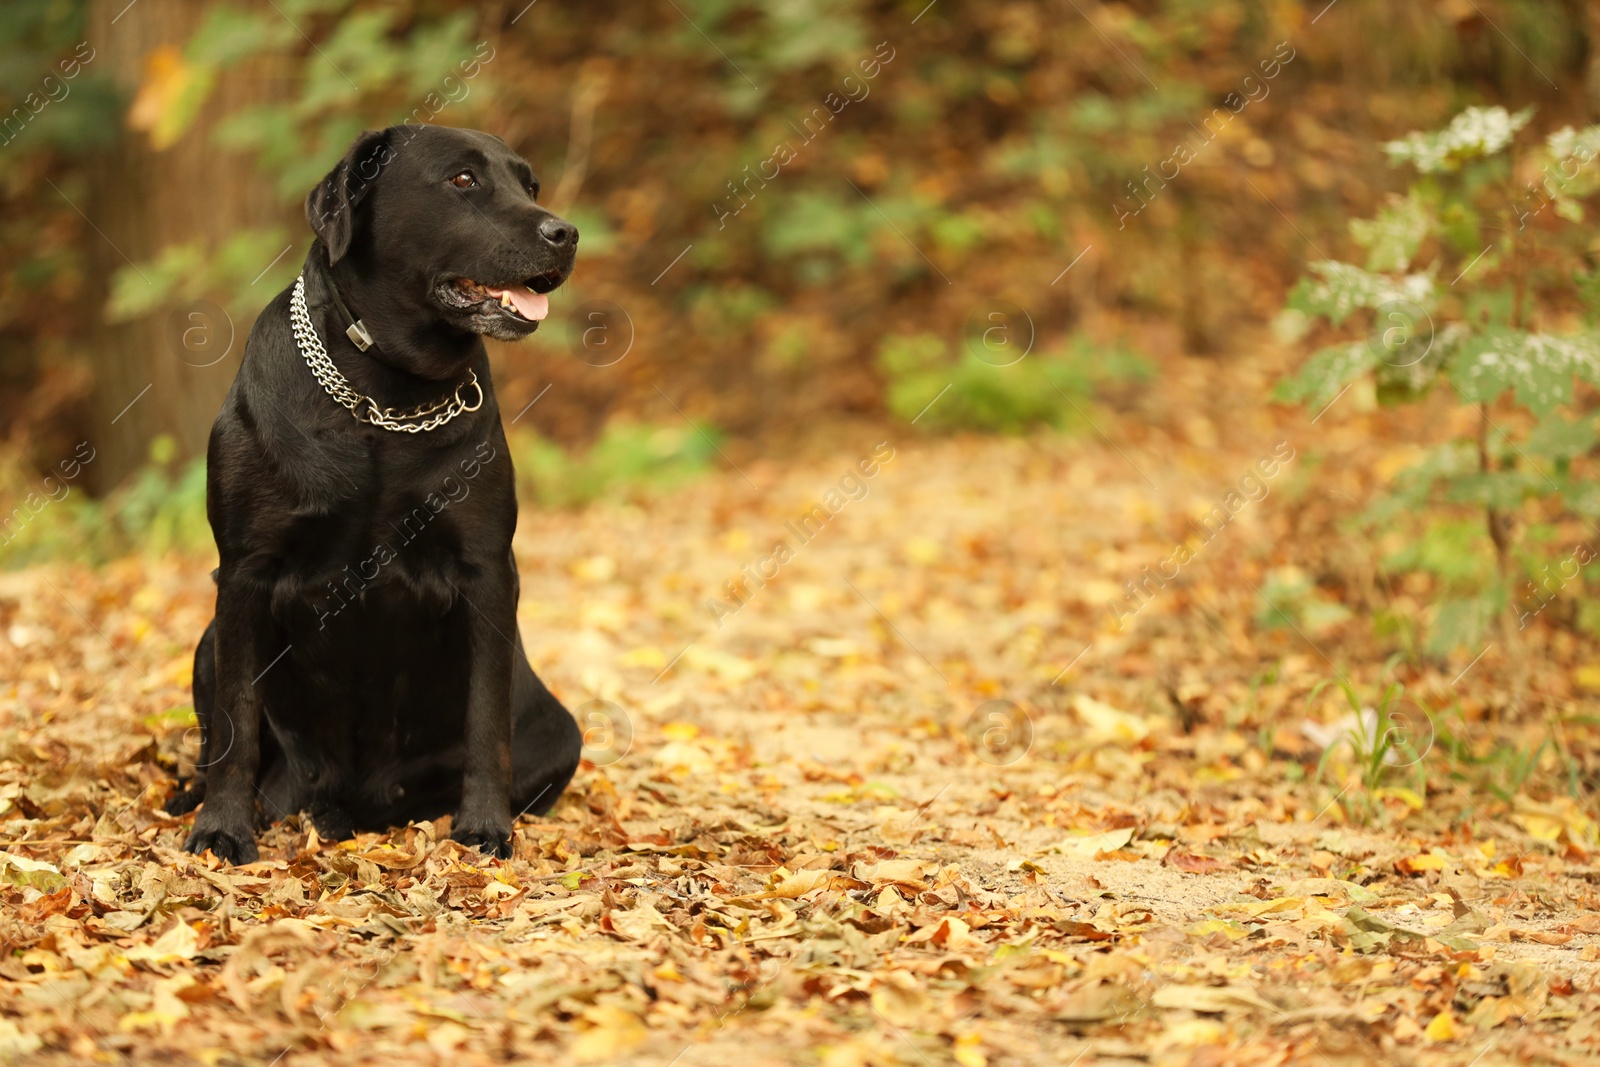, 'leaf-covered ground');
4,361,1600,1066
